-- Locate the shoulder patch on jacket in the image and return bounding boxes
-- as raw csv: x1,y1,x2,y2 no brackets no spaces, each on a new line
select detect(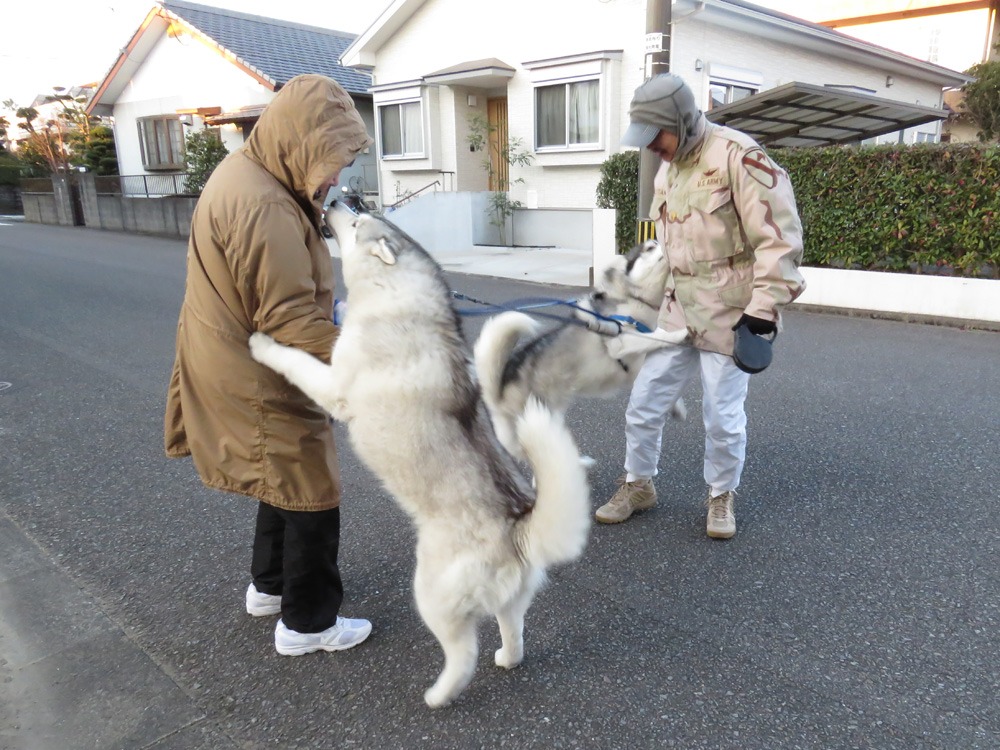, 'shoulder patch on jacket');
741,148,779,189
